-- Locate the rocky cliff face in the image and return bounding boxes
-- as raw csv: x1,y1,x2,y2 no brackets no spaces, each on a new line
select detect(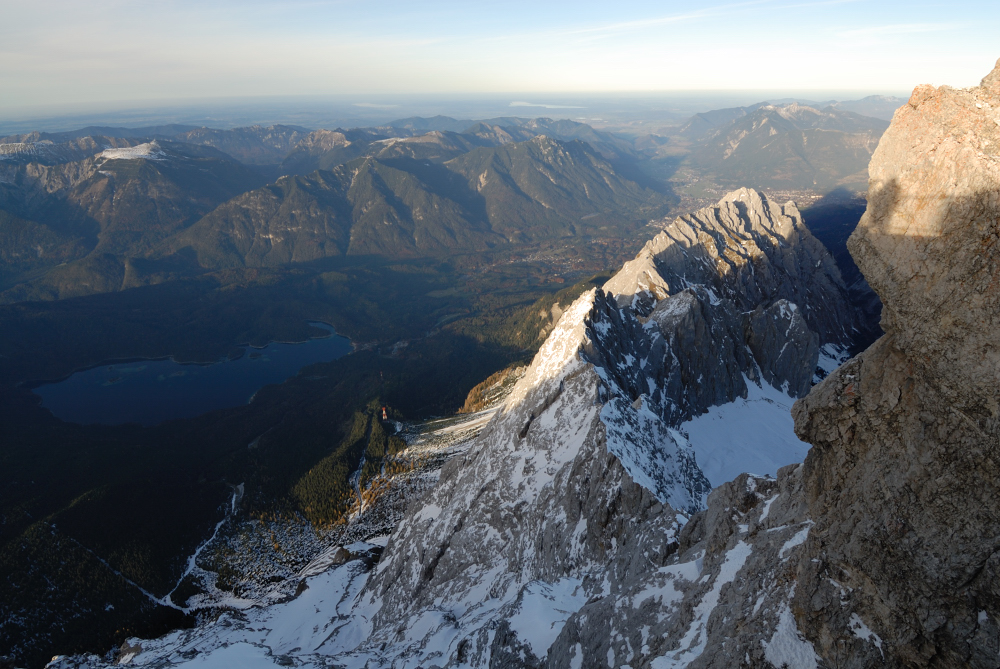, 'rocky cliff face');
604,188,853,344
604,187,852,415
788,59,1000,667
